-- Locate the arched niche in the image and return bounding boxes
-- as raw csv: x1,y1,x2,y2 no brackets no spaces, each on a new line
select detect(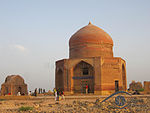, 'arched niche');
56,69,64,91
73,61,94,93
18,87,22,94
122,64,126,90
